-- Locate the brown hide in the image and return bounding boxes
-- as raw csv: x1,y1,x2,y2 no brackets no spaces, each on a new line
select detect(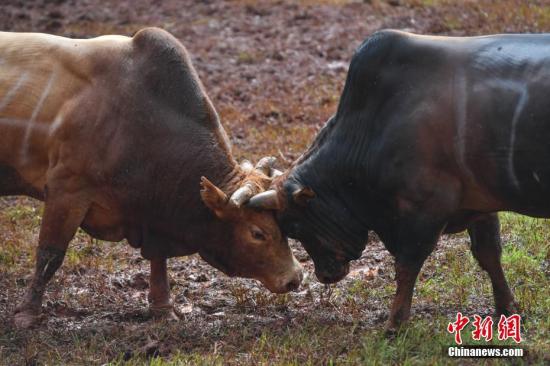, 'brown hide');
0,28,302,295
